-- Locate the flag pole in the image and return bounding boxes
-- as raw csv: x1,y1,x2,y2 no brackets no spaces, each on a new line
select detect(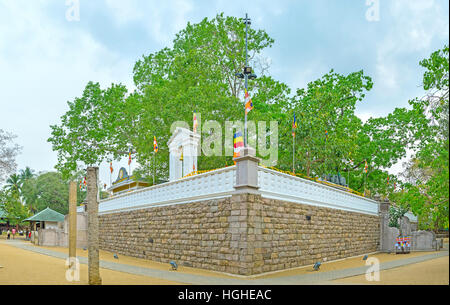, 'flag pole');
153,152,155,185
348,164,350,188
292,132,295,173
244,13,249,148
364,171,367,195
